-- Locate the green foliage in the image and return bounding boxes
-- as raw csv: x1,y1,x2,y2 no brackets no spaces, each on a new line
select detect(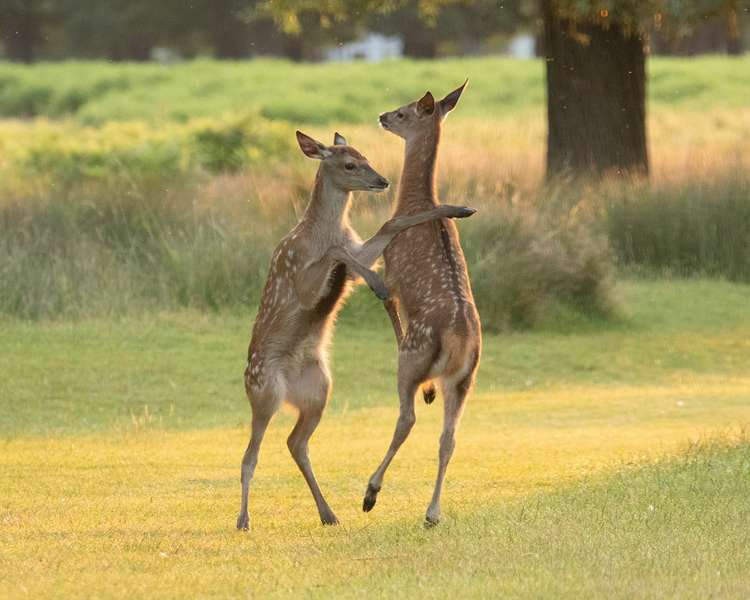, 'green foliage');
258,0,737,37
552,0,735,31
0,112,294,183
